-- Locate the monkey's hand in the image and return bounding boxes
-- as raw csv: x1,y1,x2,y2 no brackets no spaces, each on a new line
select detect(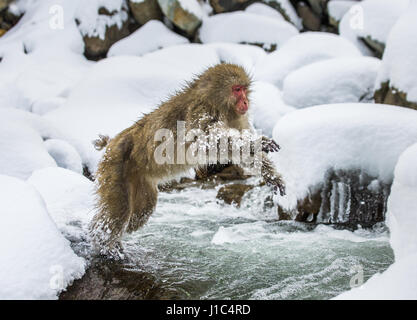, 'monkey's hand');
262,136,280,153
